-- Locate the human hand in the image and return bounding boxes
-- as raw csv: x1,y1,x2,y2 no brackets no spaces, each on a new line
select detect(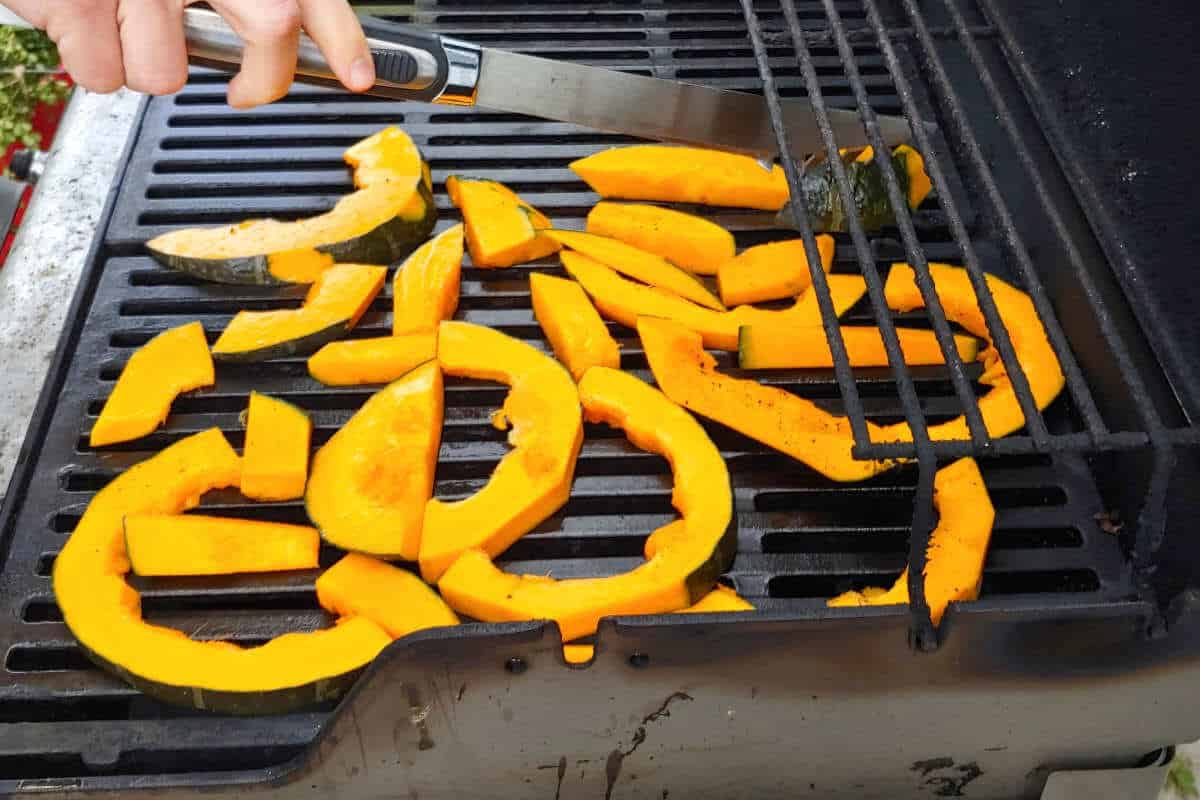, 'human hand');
5,0,376,108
